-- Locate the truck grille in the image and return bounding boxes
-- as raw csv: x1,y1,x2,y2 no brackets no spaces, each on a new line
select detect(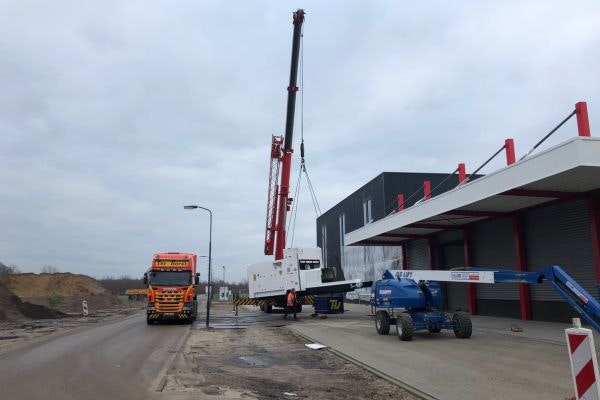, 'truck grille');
155,292,184,312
